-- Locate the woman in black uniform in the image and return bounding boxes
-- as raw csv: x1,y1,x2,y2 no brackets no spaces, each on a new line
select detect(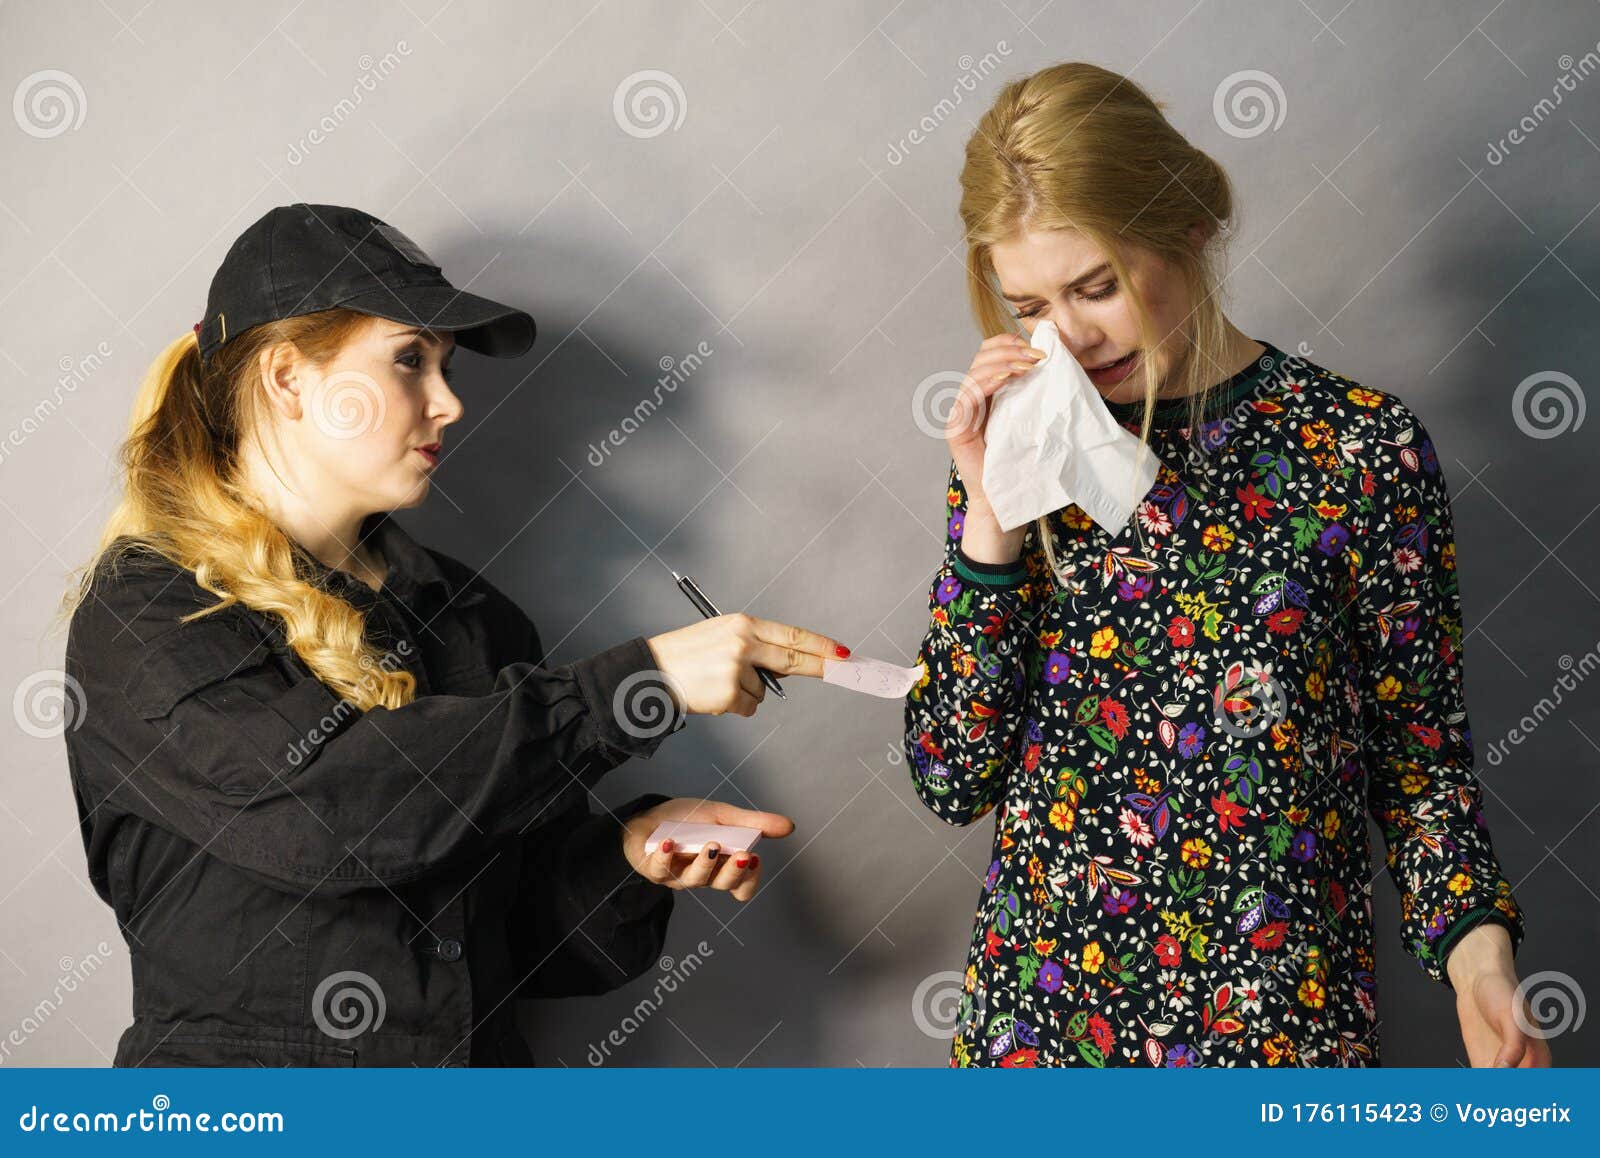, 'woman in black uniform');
58,203,845,1066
